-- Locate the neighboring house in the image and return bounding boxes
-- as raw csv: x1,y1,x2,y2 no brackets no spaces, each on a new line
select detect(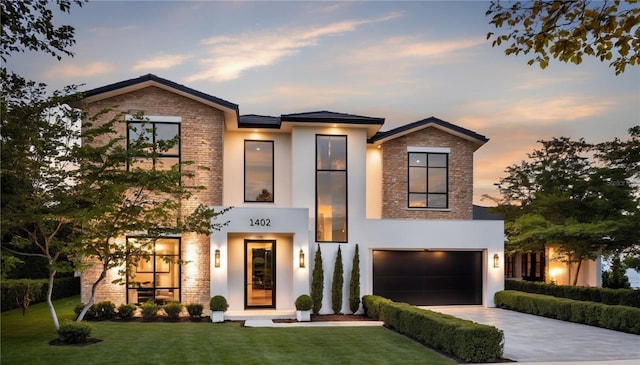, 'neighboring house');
79,74,504,317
